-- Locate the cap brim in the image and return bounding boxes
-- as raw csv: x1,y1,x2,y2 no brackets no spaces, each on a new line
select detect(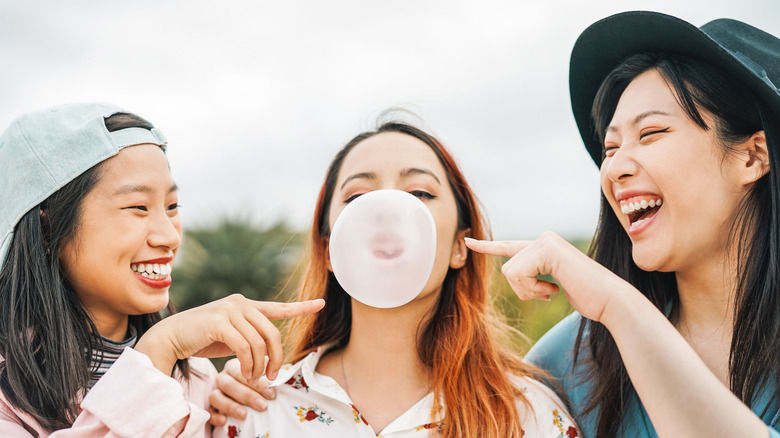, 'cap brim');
570,11,780,165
